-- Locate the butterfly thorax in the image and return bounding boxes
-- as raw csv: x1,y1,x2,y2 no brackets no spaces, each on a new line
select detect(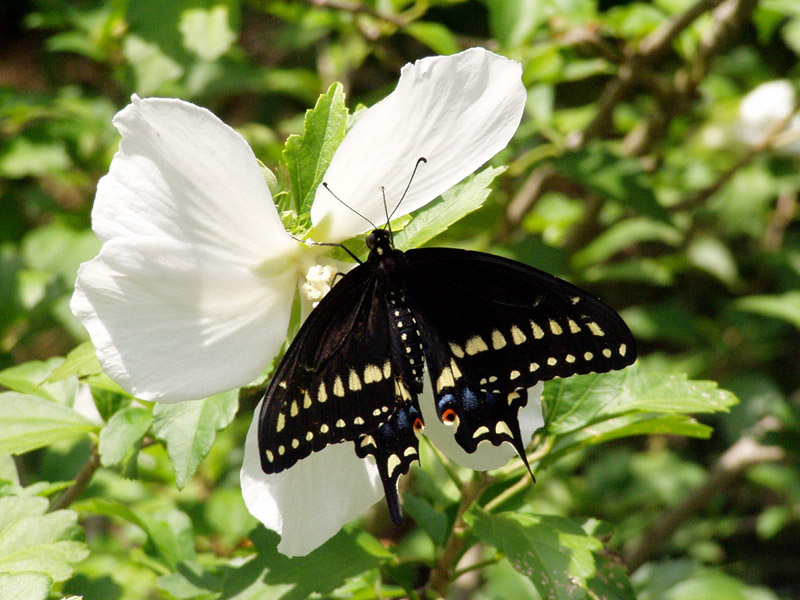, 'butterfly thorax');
366,229,426,394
